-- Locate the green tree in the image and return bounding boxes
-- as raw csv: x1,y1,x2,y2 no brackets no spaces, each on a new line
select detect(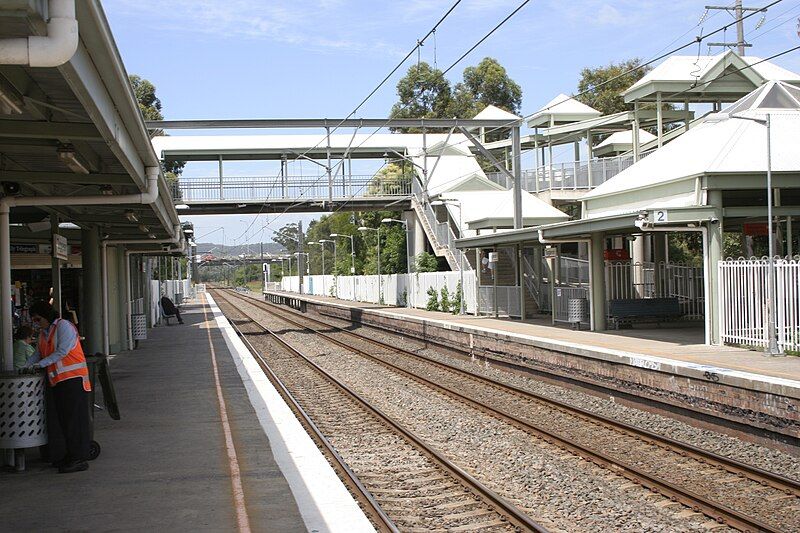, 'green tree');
390,62,452,132
273,223,301,257
130,74,185,177
368,163,414,196
575,58,651,115
415,252,438,272
452,57,522,117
